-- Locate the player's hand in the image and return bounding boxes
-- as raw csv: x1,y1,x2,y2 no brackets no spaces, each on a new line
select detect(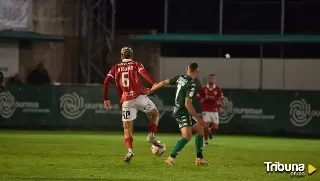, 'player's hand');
104,100,112,110
196,117,207,127
143,88,152,96
200,98,205,103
